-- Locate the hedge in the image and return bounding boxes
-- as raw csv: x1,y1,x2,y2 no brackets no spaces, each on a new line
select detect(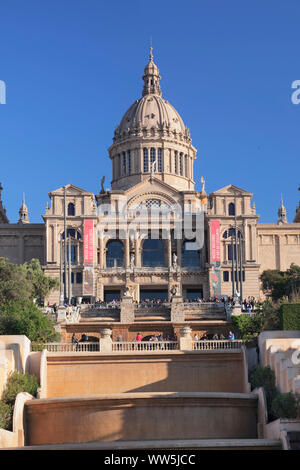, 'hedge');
280,303,300,330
